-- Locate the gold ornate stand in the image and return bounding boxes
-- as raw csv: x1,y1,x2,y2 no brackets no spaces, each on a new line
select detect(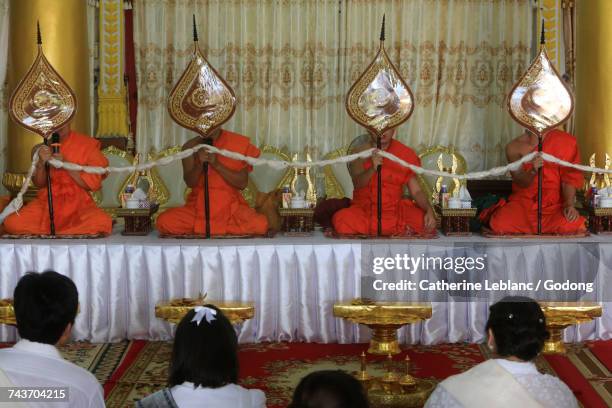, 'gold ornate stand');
539,302,602,354
0,299,16,326
155,297,255,325
333,300,432,355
